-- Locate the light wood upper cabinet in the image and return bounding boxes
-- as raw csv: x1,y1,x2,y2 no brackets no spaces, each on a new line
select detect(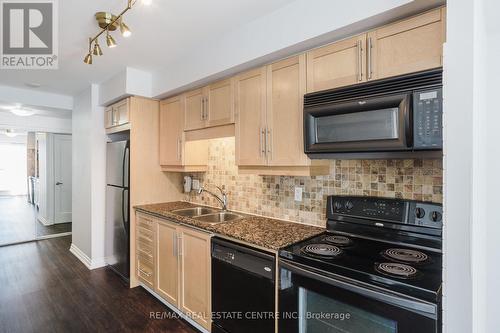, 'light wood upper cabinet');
156,220,179,307
306,34,366,93
105,98,130,132
178,226,212,331
367,7,445,81
159,96,184,167
235,67,268,166
206,78,234,127
184,89,206,131
160,96,209,172
267,55,309,166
